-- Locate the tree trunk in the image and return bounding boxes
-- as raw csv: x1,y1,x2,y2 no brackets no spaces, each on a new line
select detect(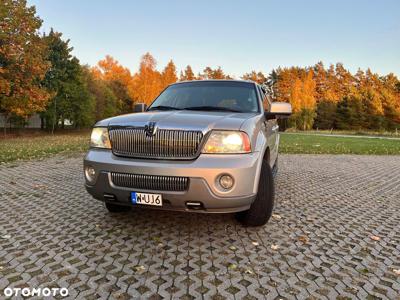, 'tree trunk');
52,98,57,135
3,114,9,137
